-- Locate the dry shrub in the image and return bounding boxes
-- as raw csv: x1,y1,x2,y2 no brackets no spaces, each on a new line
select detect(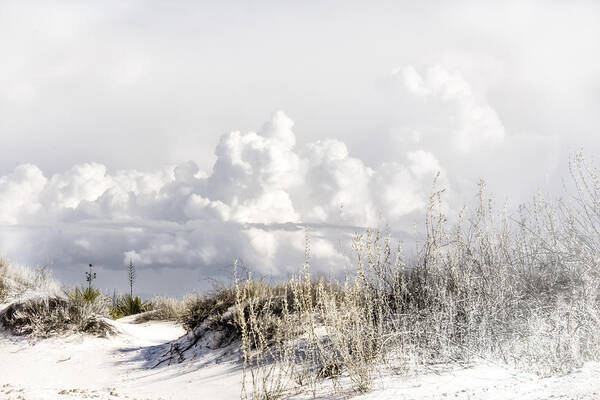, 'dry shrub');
0,263,62,300
0,263,114,338
178,286,238,331
234,154,600,398
0,293,114,337
132,294,223,324
0,258,7,302
131,296,188,323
